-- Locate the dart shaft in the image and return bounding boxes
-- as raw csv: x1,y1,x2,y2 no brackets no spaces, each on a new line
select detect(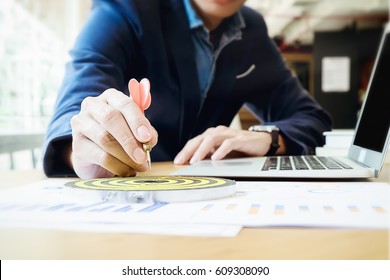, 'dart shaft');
146,150,151,170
